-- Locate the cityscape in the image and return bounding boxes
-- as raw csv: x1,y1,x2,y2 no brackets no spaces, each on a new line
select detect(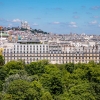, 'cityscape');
0,0,100,99
0,20,100,64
